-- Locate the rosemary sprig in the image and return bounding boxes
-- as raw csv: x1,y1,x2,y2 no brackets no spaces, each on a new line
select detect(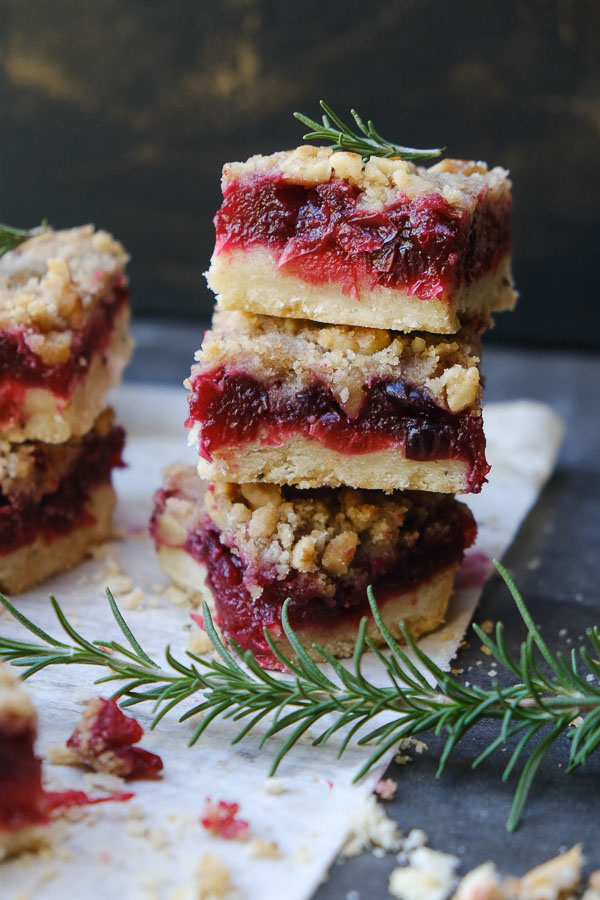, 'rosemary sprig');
0,220,49,257
294,101,443,162
1,562,599,832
